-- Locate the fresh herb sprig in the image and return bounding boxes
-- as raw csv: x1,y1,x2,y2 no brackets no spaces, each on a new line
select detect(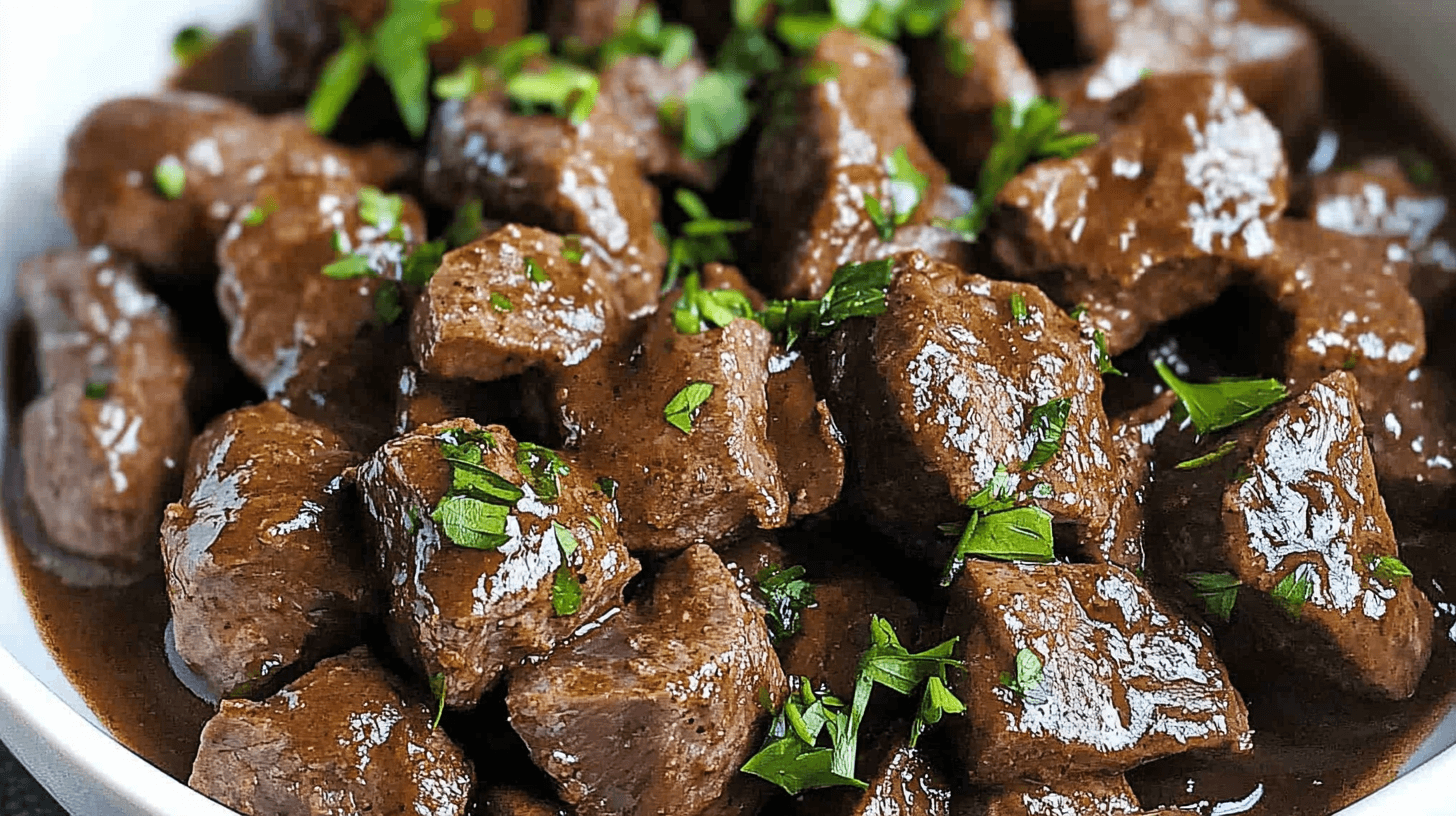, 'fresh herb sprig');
1022,398,1071,471
674,273,757,334
1185,572,1241,622
755,259,895,347
1154,361,1288,436
740,680,866,794
660,189,752,293
665,382,716,433
550,522,583,616
998,647,1046,704
754,565,817,644
1369,555,1413,587
1271,567,1314,619
597,4,697,69
940,467,1055,586
431,428,521,551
